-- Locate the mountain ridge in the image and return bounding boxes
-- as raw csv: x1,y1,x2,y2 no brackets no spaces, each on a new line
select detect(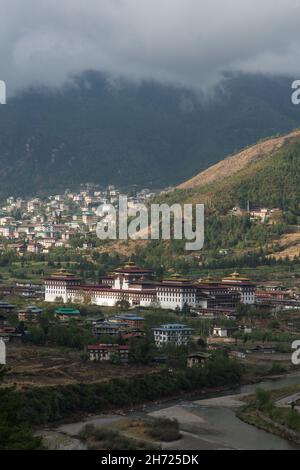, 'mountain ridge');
0,72,300,198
